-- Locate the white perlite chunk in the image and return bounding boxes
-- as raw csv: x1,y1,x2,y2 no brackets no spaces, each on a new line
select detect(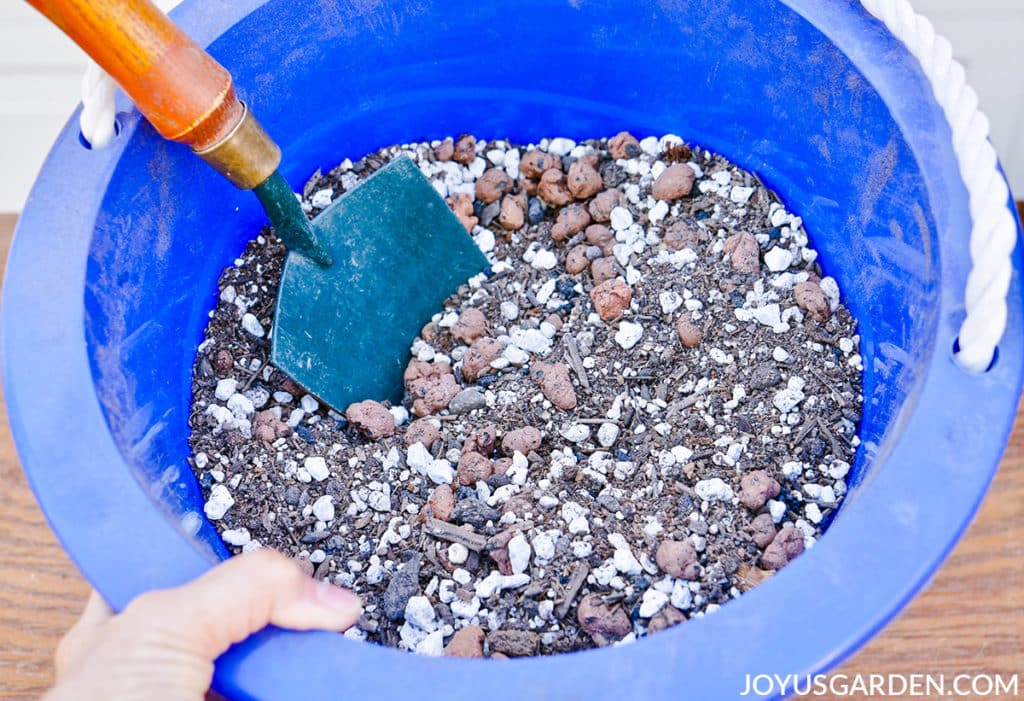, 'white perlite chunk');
531,249,558,270
406,442,433,475
415,630,444,657
820,276,841,311
648,200,669,223
547,137,576,156
597,422,620,448
475,572,530,599
613,548,643,575
241,313,265,338
768,499,787,523
214,378,237,401
312,495,335,522
773,387,806,413
532,533,555,561
610,206,634,231
304,456,329,482
615,322,644,350
560,424,591,443
639,588,669,618
404,596,437,632
204,485,234,520
221,528,251,547
447,543,469,565
694,478,734,503
763,247,793,272
730,185,754,204
311,188,333,208
508,534,532,574
426,459,455,485
659,290,683,315
511,328,552,355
